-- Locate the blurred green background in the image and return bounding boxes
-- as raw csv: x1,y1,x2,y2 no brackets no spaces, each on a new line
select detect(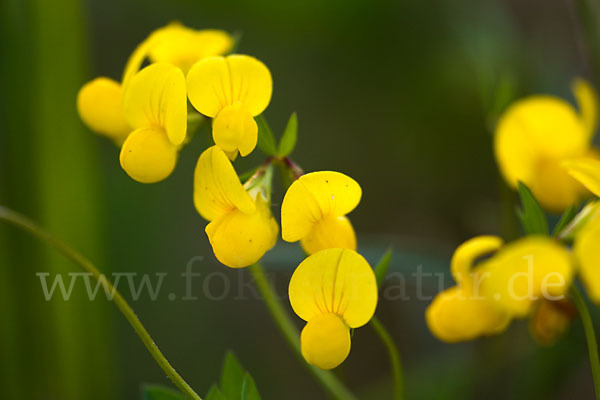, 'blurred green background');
1,0,600,399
